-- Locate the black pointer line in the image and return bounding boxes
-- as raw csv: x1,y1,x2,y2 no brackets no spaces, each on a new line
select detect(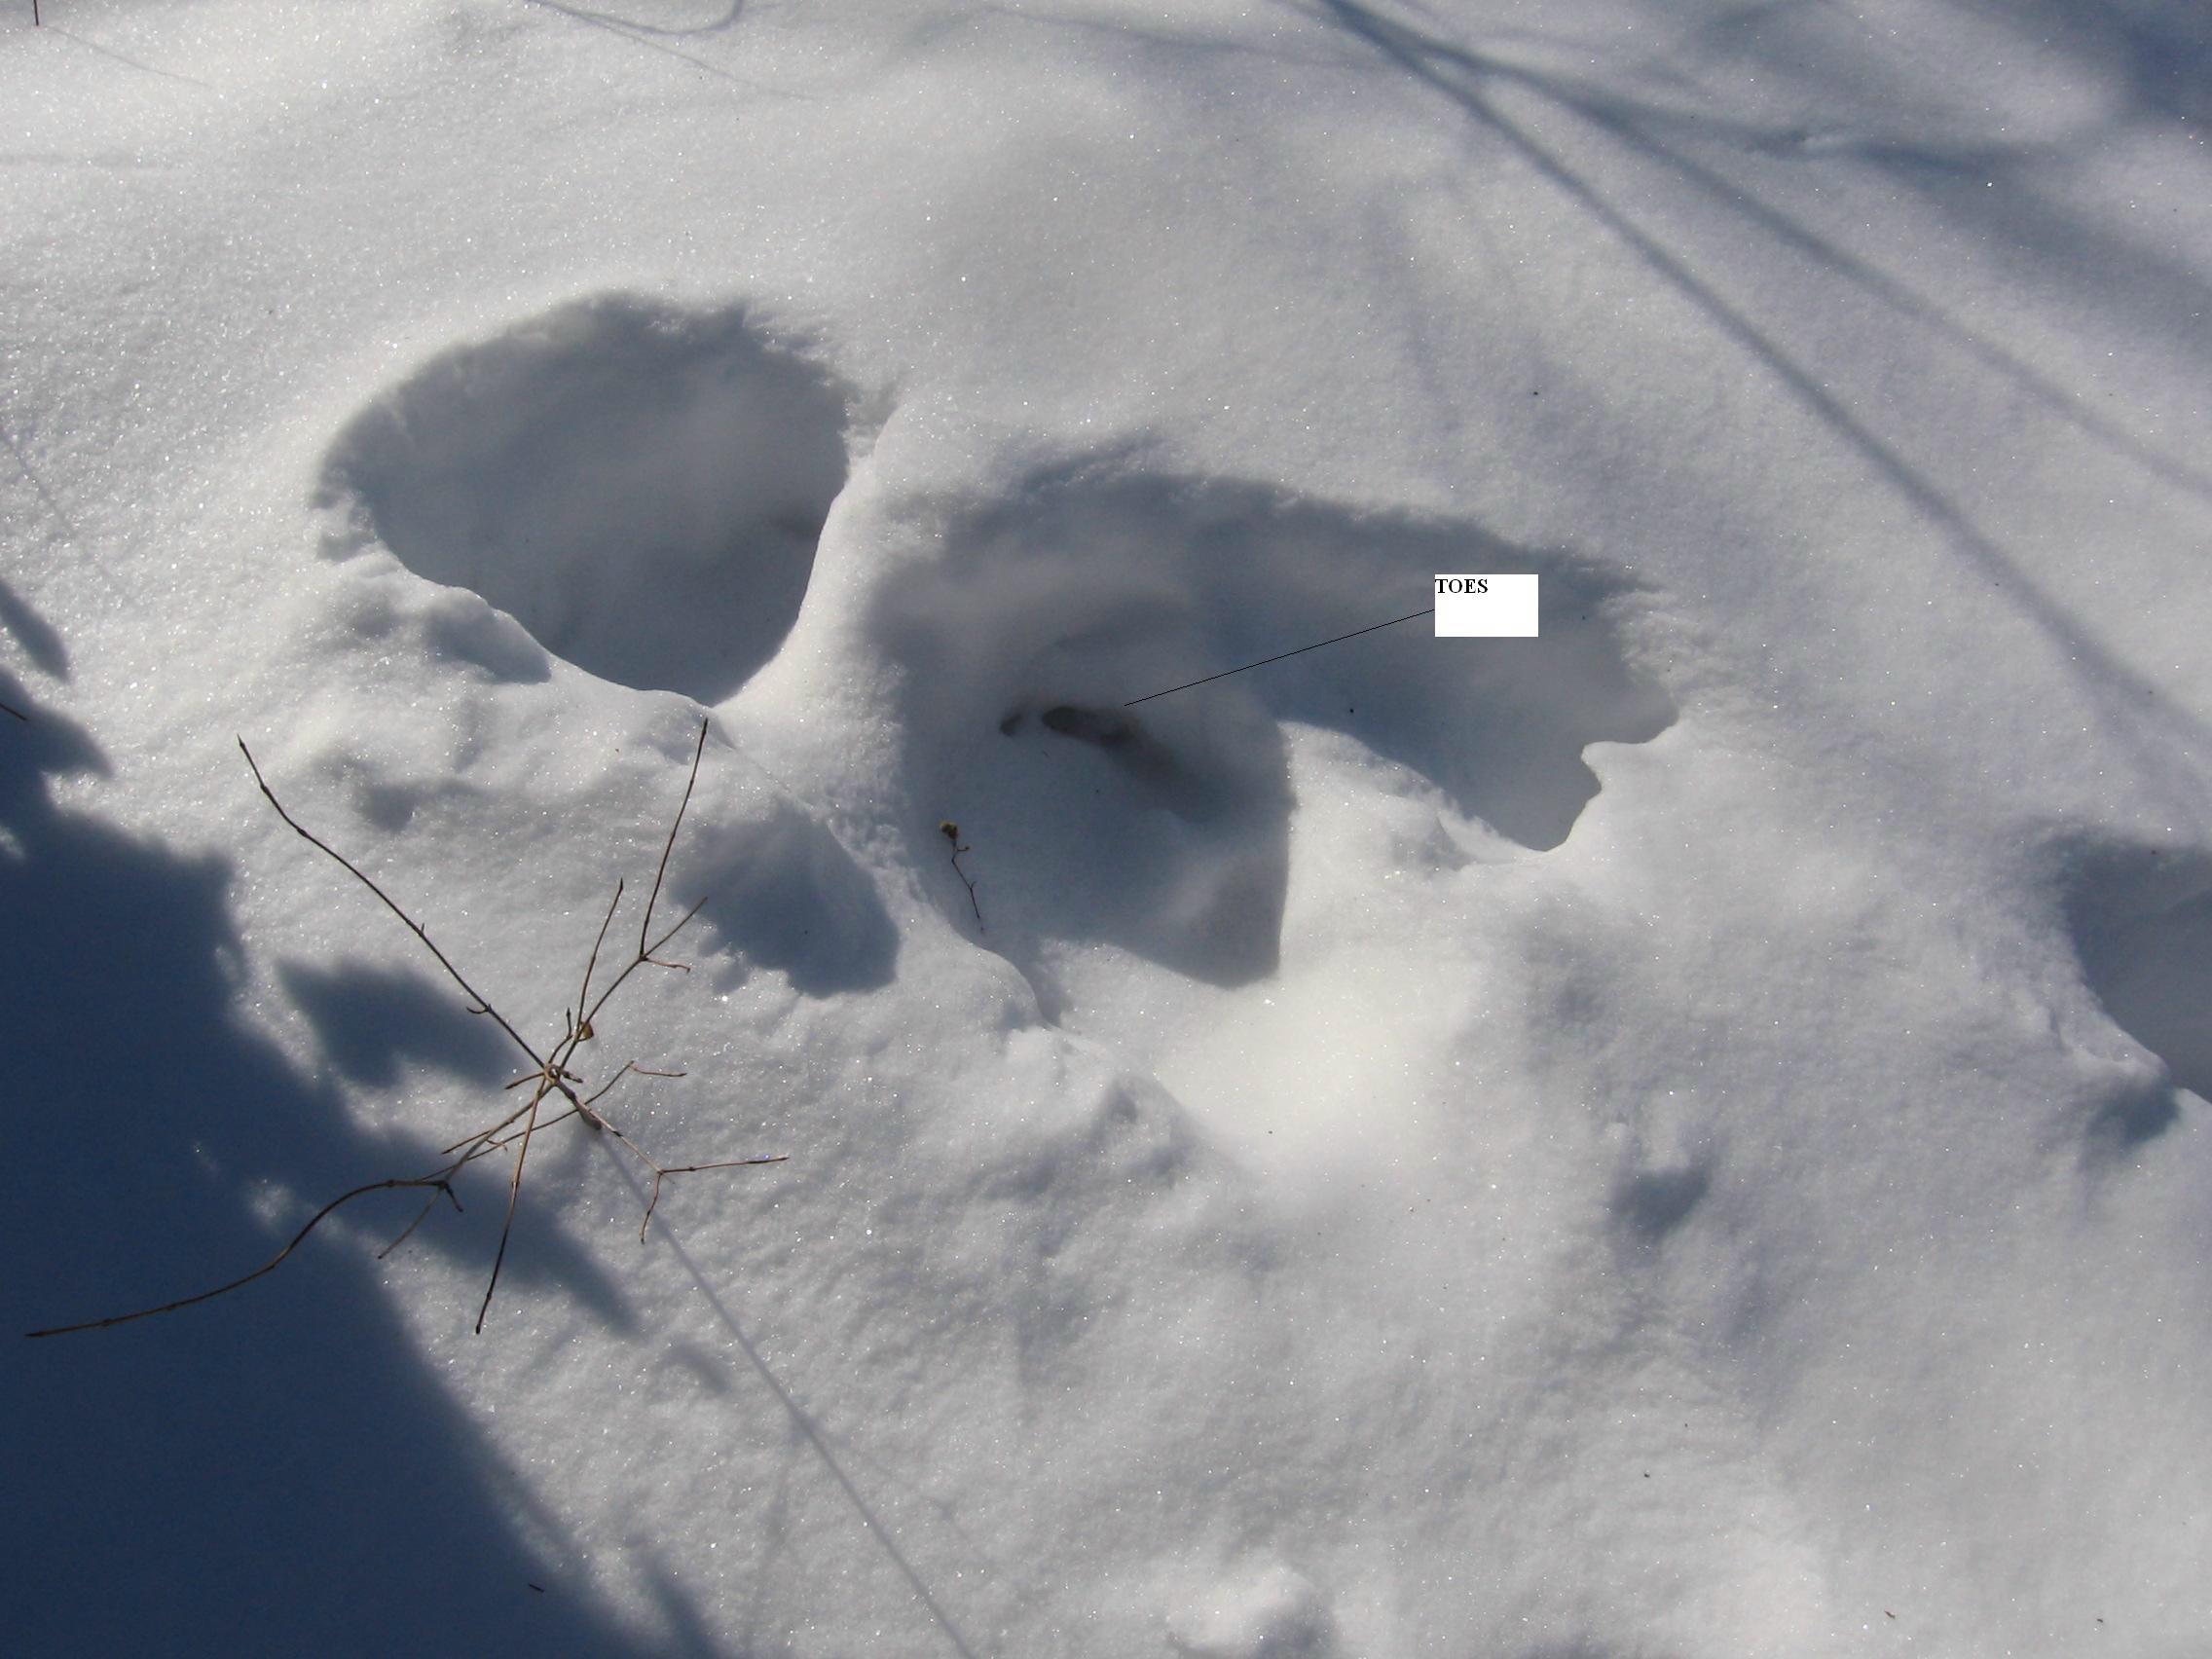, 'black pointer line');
1122,608,1435,708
